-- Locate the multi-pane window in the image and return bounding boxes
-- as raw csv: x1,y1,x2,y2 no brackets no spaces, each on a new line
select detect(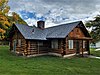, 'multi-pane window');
51,40,58,49
68,40,73,49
